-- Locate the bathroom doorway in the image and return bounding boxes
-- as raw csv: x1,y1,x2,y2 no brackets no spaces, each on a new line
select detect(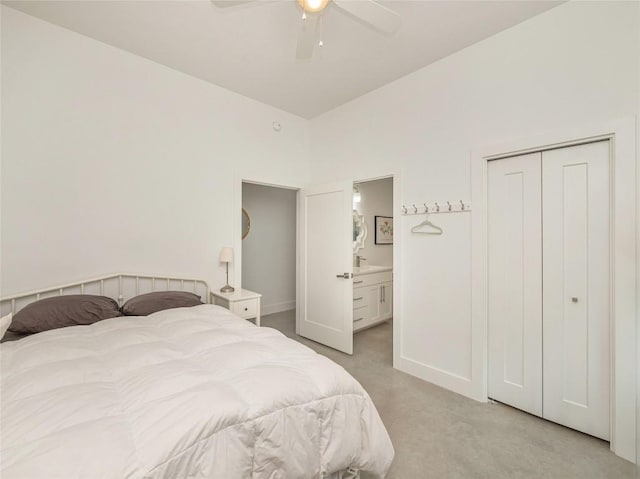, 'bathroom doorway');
352,177,394,363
